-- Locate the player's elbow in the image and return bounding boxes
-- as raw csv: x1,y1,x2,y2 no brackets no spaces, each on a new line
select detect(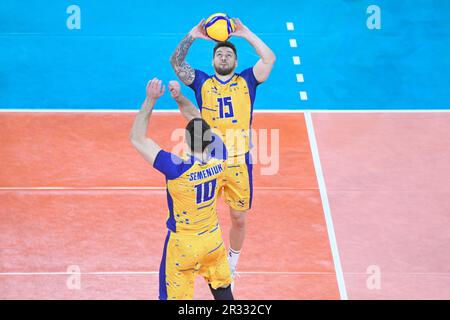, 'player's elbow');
266,52,276,65
129,135,137,148
129,133,142,148
169,55,177,70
